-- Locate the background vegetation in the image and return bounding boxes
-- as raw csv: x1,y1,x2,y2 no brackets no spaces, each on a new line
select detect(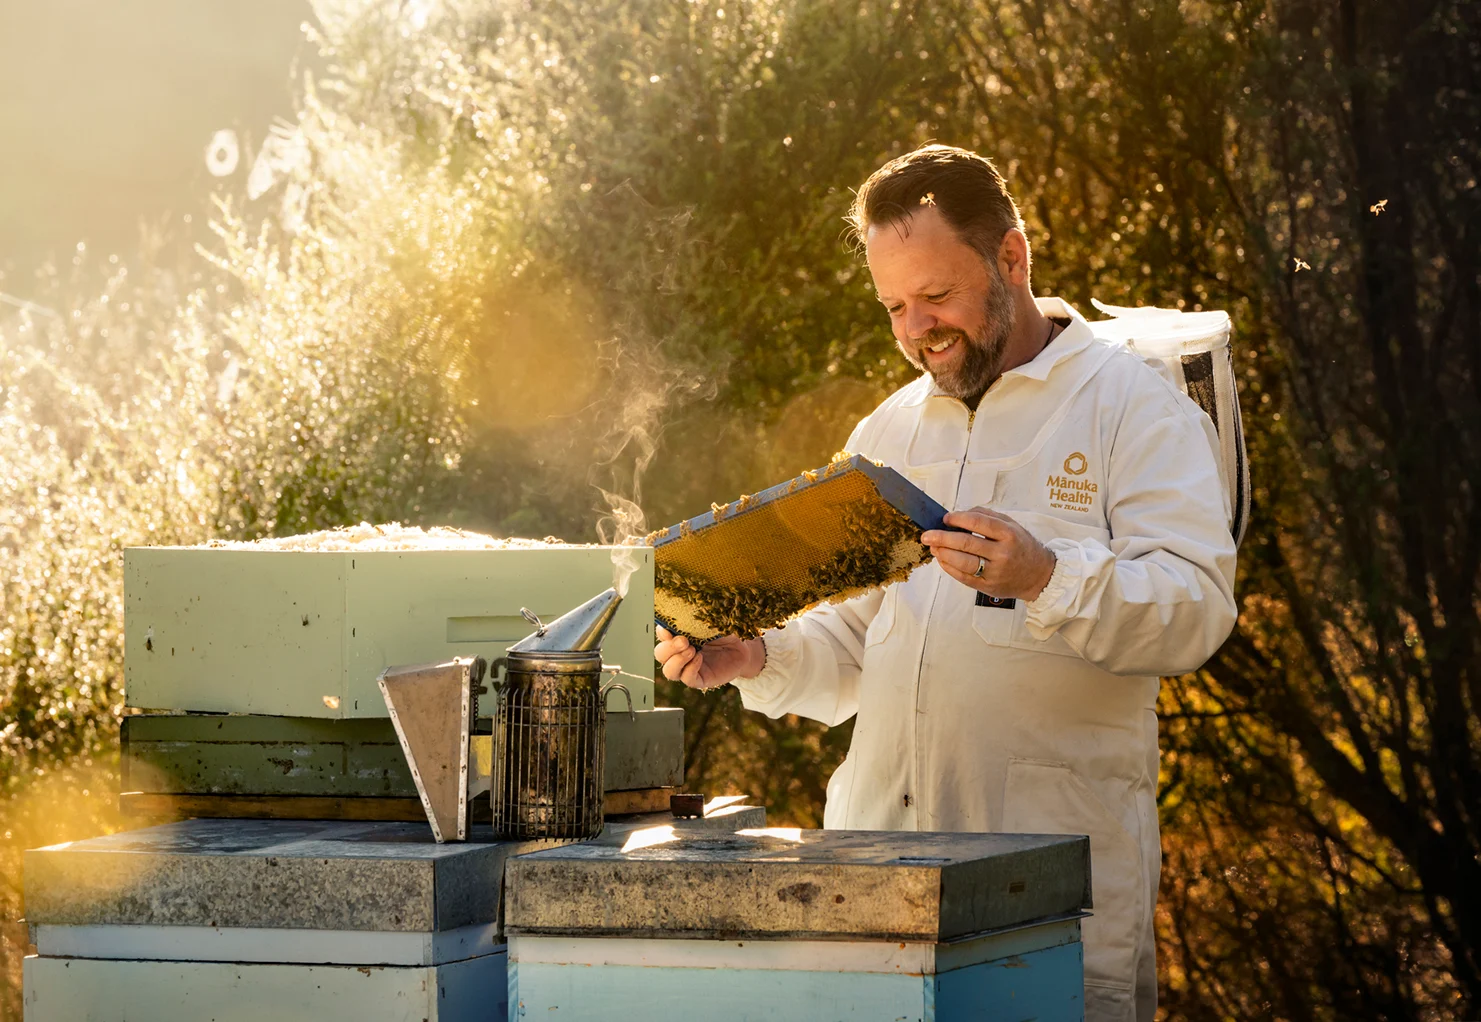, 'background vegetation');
2,0,1476,1017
